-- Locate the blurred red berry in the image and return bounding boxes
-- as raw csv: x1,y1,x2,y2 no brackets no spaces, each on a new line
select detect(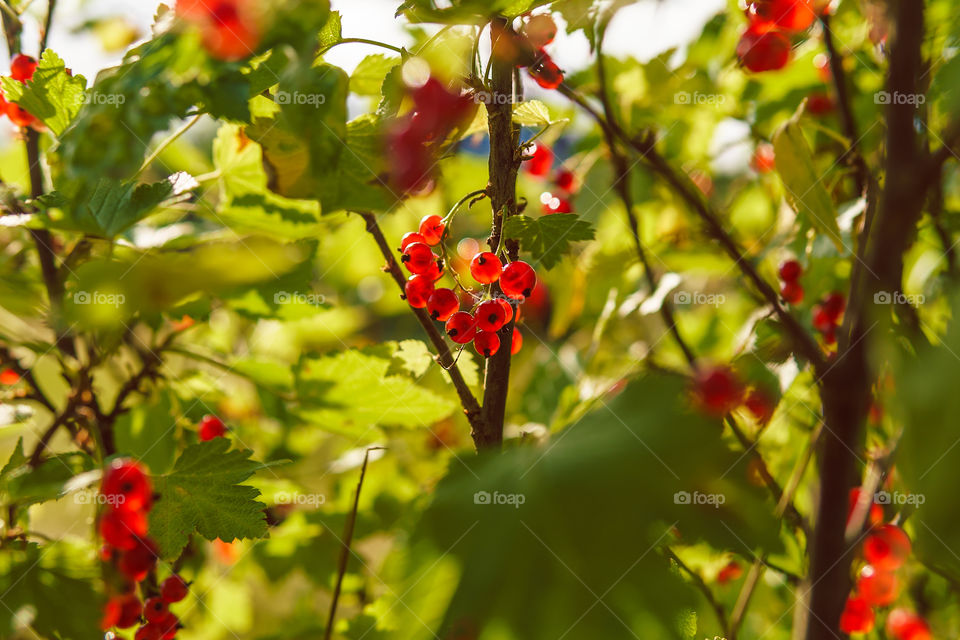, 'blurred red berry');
780,280,804,304
737,24,791,72
523,14,558,49
511,328,523,355
857,564,898,606
528,51,563,89
161,574,189,603
778,259,802,281
10,54,37,82
717,560,743,584
100,509,147,550
525,141,553,176
747,0,816,32
751,143,776,173
807,92,835,115
839,595,874,634
198,414,226,441
863,524,911,571
102,459,152,512
694,366,743,416
887,609,931,640
118,537,158,582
